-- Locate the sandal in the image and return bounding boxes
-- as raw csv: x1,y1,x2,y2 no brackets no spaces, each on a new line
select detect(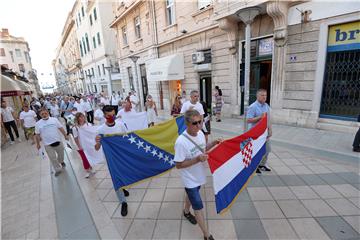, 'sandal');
204,235,214,240
183,211,197,225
